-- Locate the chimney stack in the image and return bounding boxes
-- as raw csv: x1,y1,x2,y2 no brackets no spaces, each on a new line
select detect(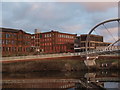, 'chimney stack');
35,29,41,34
